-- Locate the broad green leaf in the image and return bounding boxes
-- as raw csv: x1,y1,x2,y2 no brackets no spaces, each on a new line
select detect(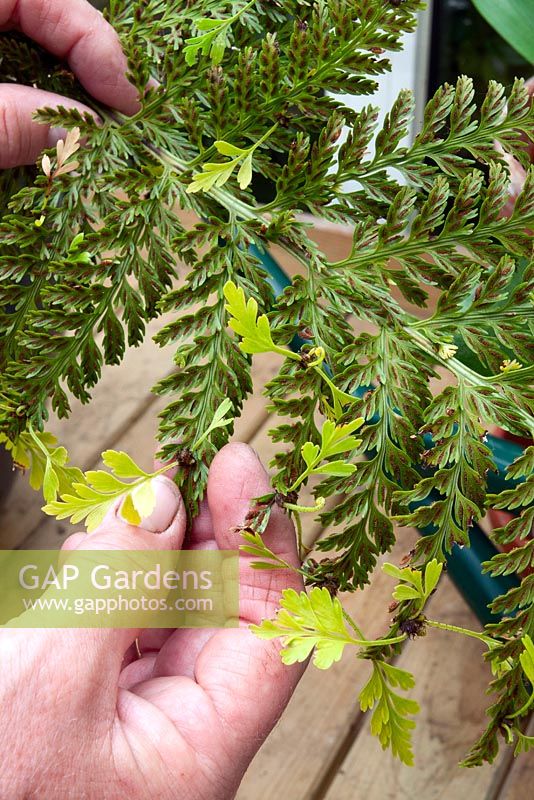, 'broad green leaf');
195,18,224,31
28,455,45,493
187,160,239,193
118,492,142,526
519,635,534,684
210,31,227,65
359,667,383,711
85,505,110,532
2,434,30,470
314,639,346,669
380,662,416,690
224,280,278,354
279,636,316,665
85,471,129,493
251,587,357,670
514,730,534,756
193,397,234,449
382,563,407,580
359,662,419,766
184,43,202,66
4,429,84,502
209,397,233,428
43,451,173,532
239,524,293,571
42,460,59,503
471,0,534,63
69,232,85,251
320,417,364,458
